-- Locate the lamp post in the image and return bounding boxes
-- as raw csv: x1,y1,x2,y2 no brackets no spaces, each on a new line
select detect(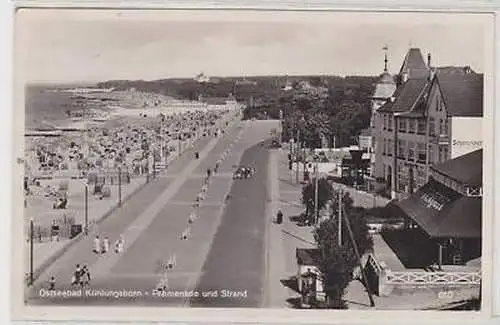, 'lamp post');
338,188,342,246
313,155,319,225
29,217,34,286
84,183,88,235
118,166,122,207
295,129,300,184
